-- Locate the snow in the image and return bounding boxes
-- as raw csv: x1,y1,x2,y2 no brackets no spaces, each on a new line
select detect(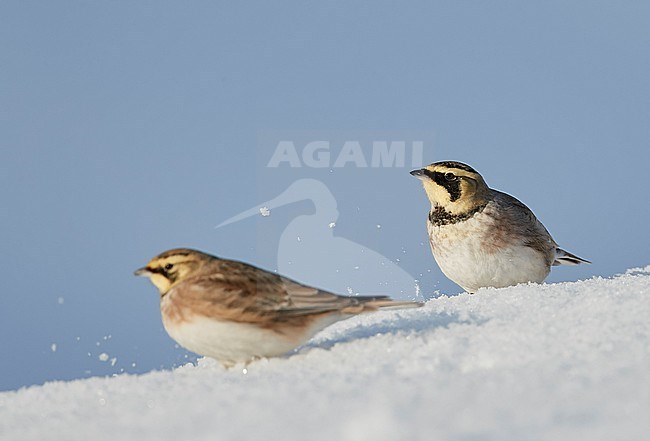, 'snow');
2,268,649,441
259,206,271,217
